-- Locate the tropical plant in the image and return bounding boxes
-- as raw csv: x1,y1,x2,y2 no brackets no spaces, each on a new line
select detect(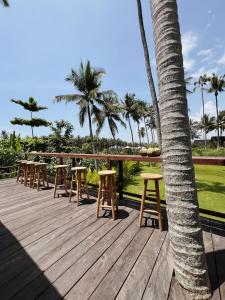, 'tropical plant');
189,118,200,141
95,91,126,142
194,74,208,148
145,105,156,143
136,0,162,147
54,61,105,155
121,93,137,147
150,0,210,297
10,97,50,138
48,120,74,152
207,73,225,149
1,0,9,6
